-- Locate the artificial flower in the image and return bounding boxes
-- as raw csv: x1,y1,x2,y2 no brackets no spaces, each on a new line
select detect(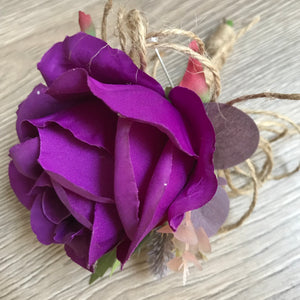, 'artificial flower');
9,32,217,270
